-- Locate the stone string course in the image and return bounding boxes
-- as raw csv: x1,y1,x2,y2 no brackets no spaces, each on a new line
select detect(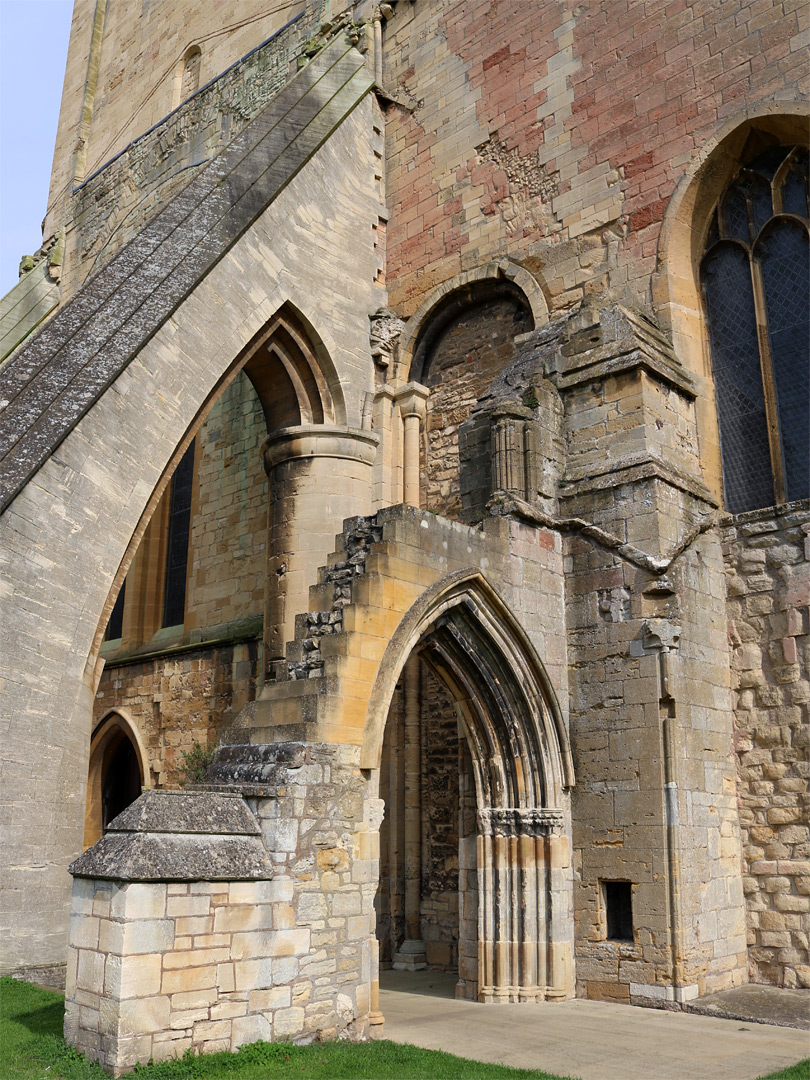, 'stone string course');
723,504,810,989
